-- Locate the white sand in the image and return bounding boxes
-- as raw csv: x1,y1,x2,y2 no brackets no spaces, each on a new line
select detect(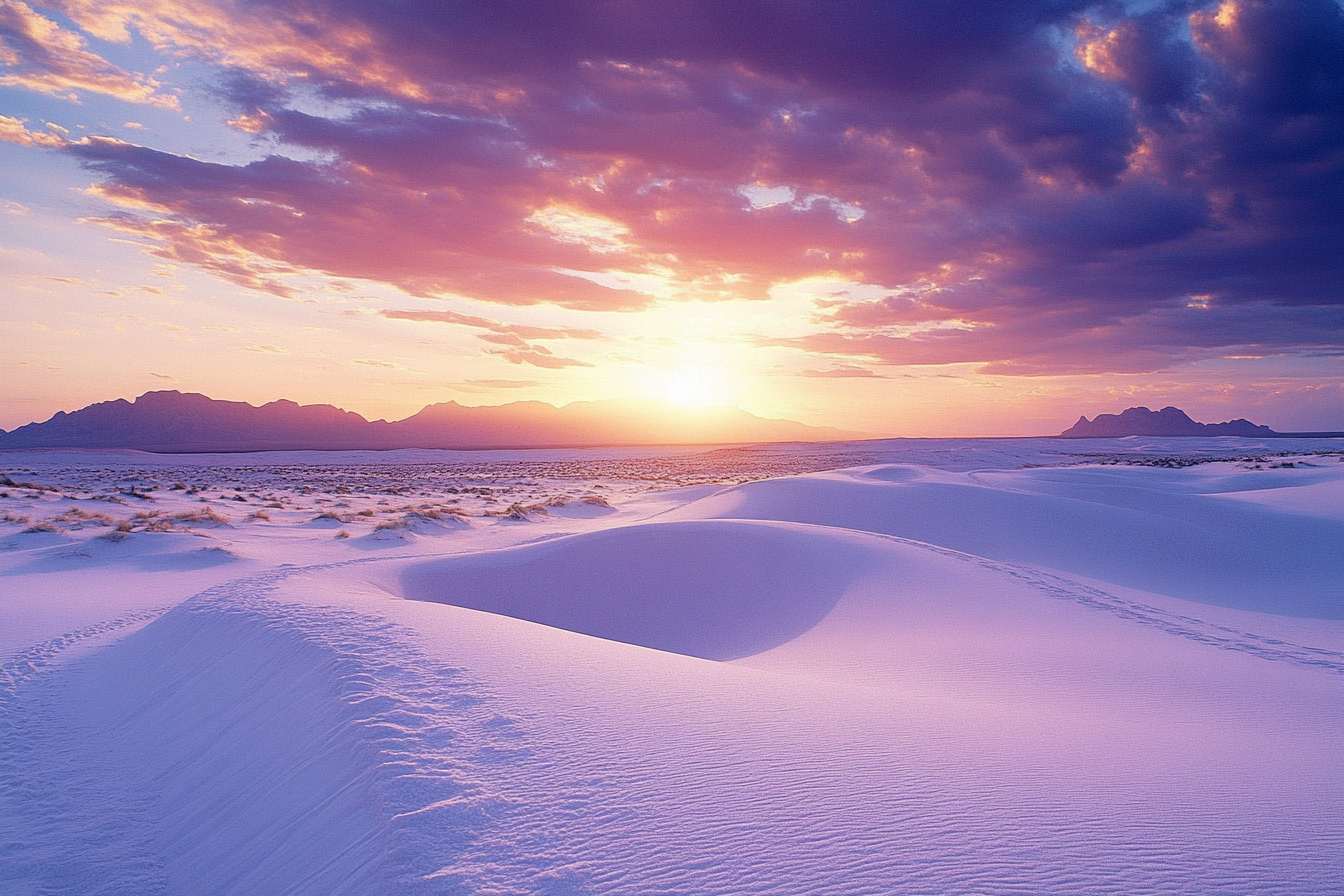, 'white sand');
2,439,1341,894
